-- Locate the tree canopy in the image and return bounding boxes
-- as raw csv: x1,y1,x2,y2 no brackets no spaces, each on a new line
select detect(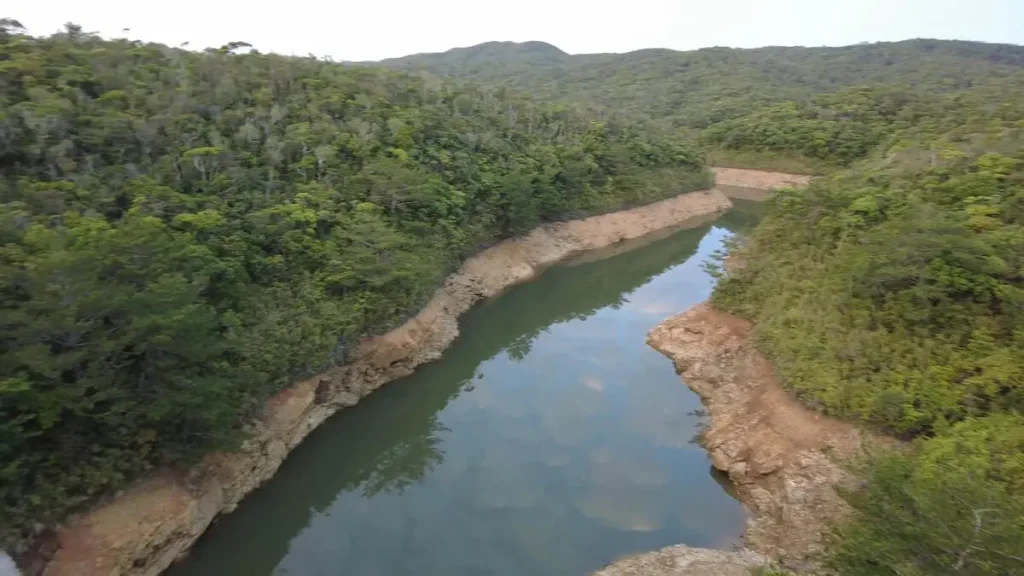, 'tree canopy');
0,26,708,543
376,39,1024,172
710,77,1024,574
